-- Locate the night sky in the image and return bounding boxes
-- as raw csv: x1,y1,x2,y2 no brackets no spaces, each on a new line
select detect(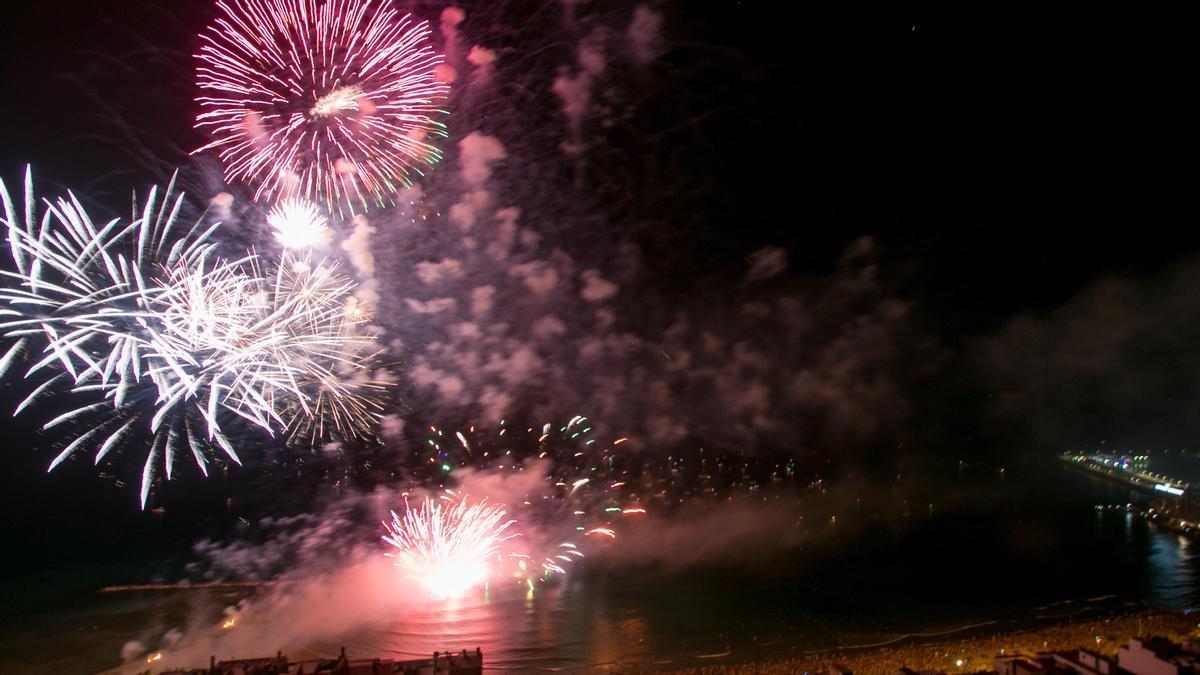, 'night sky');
0,3,1193,568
